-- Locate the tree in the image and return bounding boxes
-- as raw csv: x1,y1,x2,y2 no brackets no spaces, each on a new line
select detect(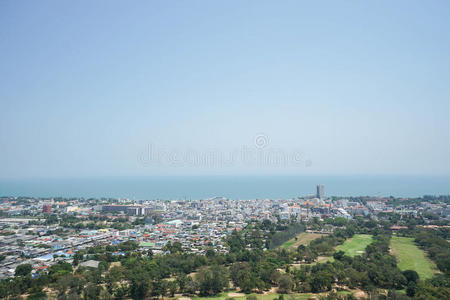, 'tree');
230,262,257,293
196,265,228,296
333,251,345,261
153,280,168,298
309,271,333,293
99,288,114,300
164,241,183,254
55,274,73,295
73,251,83,266
176,274,188,292
278,274,293,294
406,281,417,297
15,264,32,277
112,284,128,300
83,283,101,300
403,270,419,284
184,277,199,295
130,272,150,300
105,266,124,291
168,280,178,297
226,230,245,253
